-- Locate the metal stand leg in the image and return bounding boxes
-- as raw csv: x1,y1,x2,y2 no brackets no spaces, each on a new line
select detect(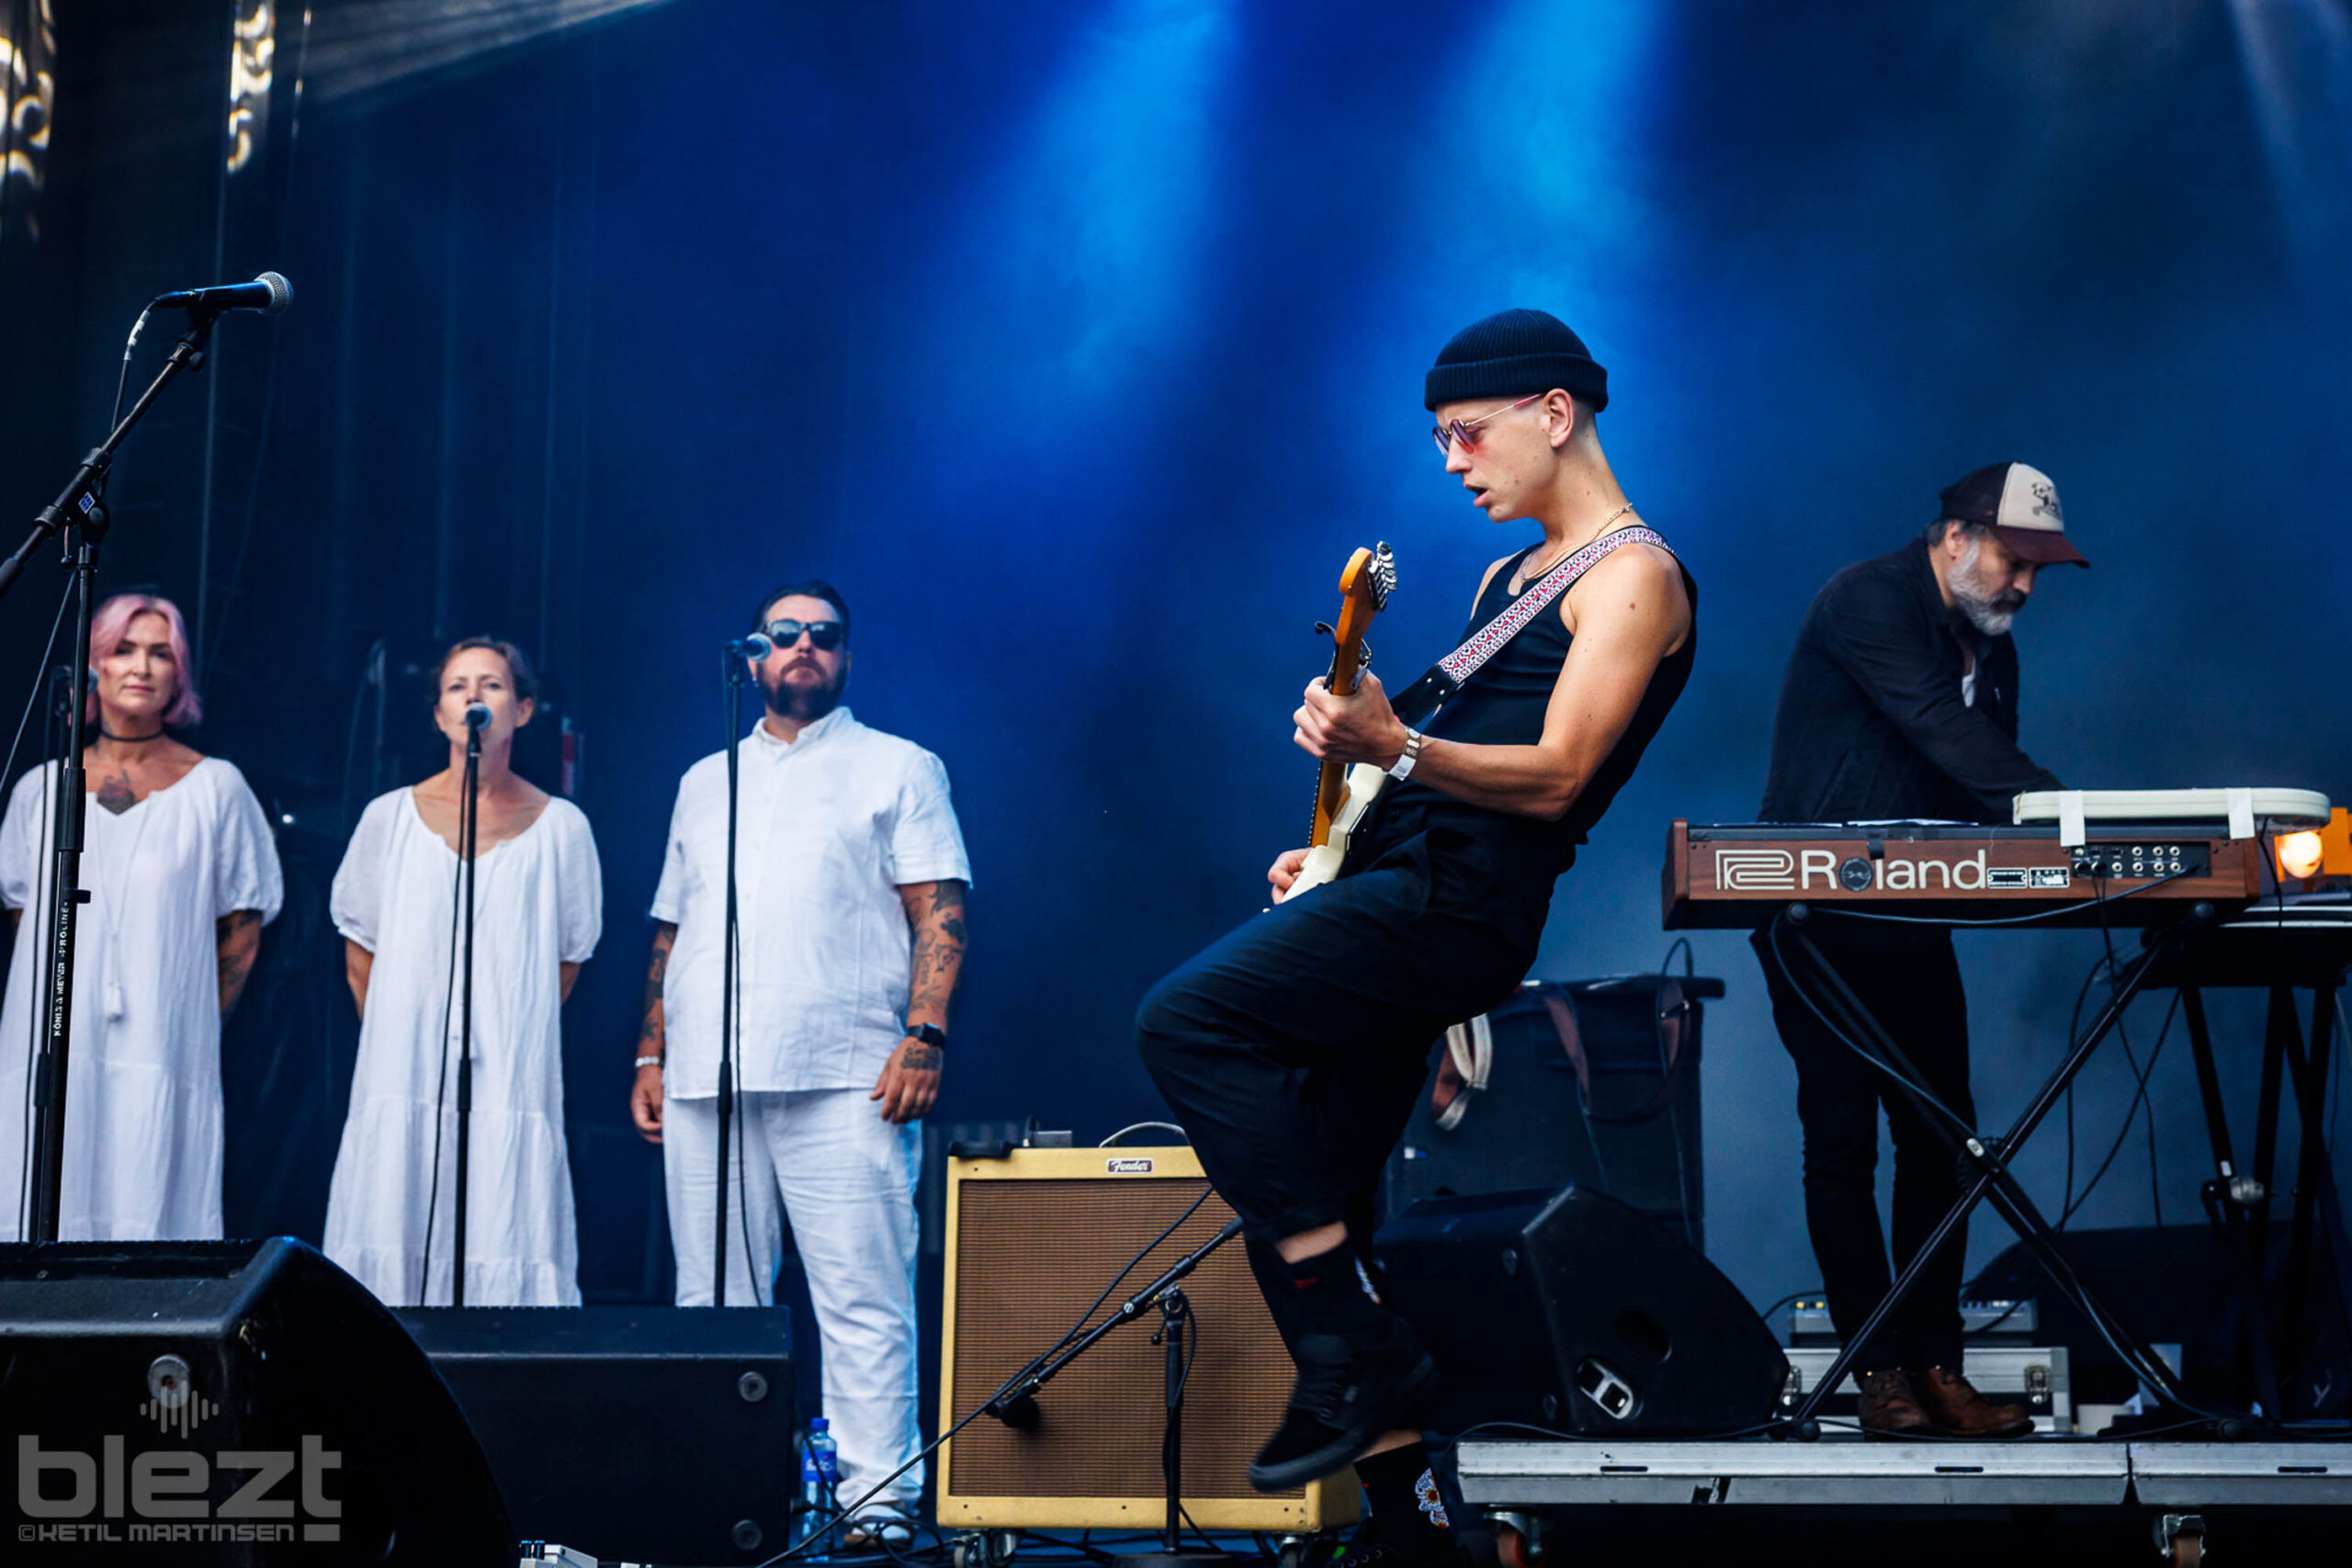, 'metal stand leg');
2181,986,2286,1417
1775,908,2206,1427
2279,982,2346,1408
